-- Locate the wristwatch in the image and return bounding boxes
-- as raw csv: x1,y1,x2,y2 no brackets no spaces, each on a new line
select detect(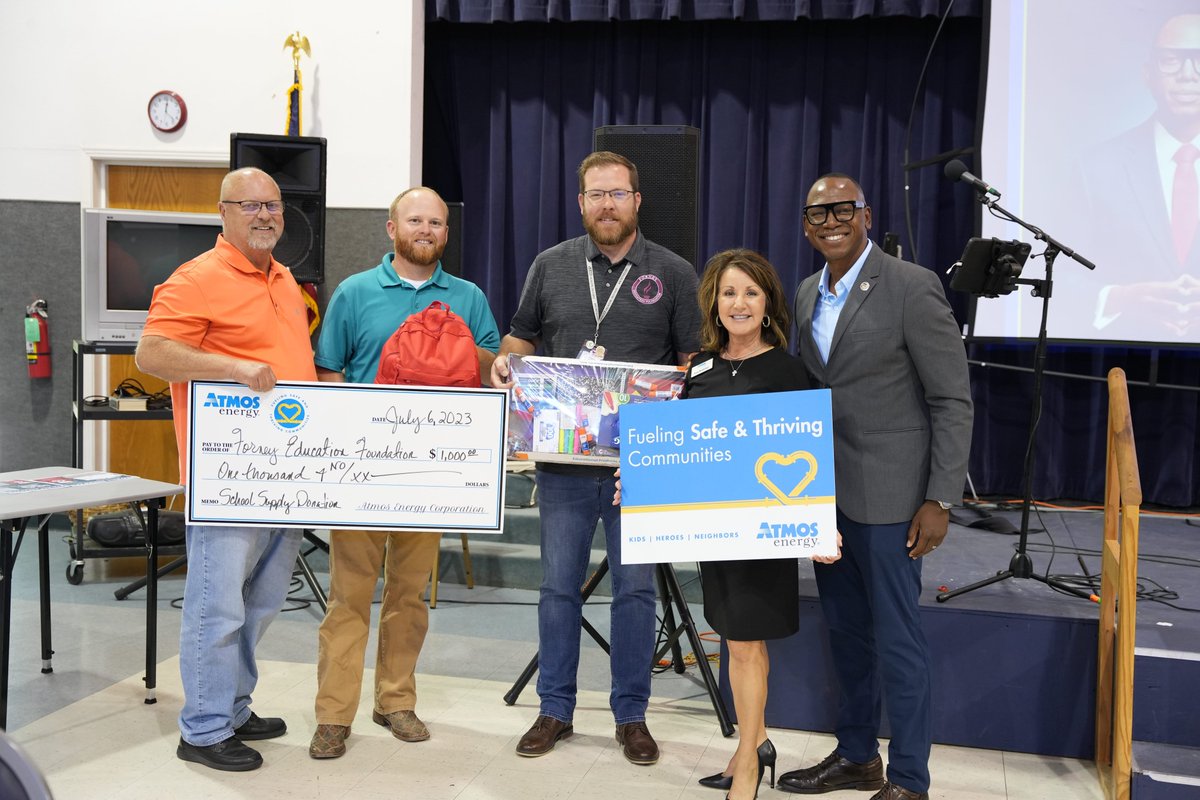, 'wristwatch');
935,500,954,510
